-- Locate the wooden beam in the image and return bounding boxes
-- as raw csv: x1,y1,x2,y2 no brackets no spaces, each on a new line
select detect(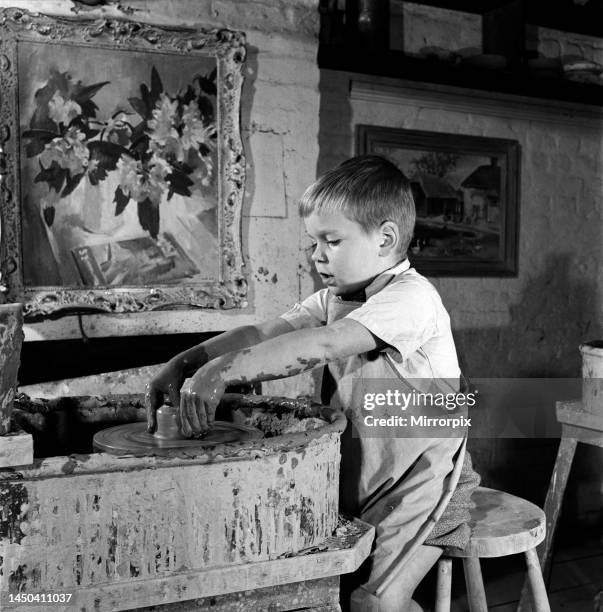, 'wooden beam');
132,577,340,611
0,430,33,468
1,520,373,612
